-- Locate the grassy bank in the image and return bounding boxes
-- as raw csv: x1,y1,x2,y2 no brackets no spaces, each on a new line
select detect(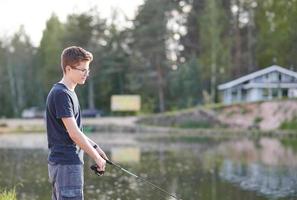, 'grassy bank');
280,117,297,130
0,188,16,200
0,120,45,134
